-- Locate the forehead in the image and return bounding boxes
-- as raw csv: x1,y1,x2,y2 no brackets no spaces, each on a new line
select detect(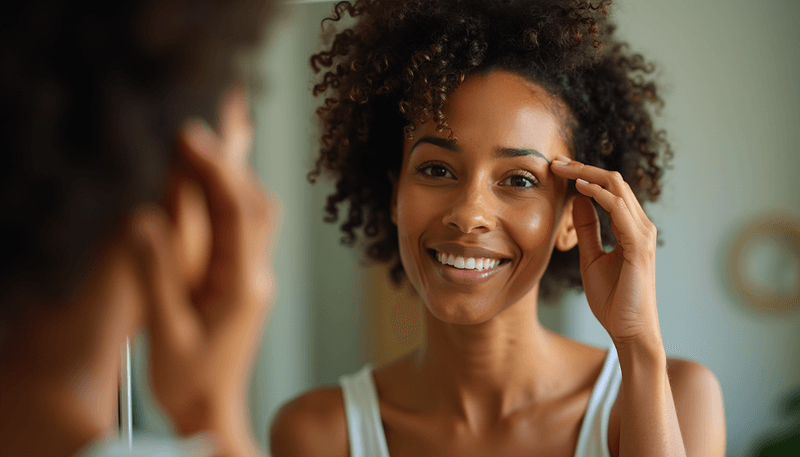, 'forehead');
407,70,570,159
